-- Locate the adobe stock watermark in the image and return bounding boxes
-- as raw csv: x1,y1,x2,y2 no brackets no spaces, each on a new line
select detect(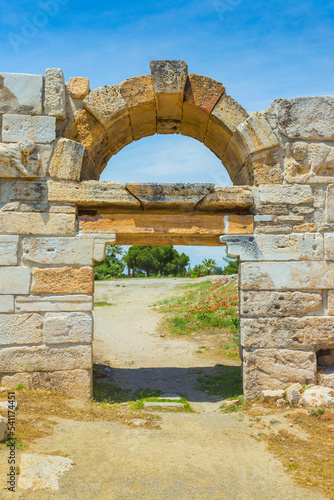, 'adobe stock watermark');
8,0,70,54
212,0,242,20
